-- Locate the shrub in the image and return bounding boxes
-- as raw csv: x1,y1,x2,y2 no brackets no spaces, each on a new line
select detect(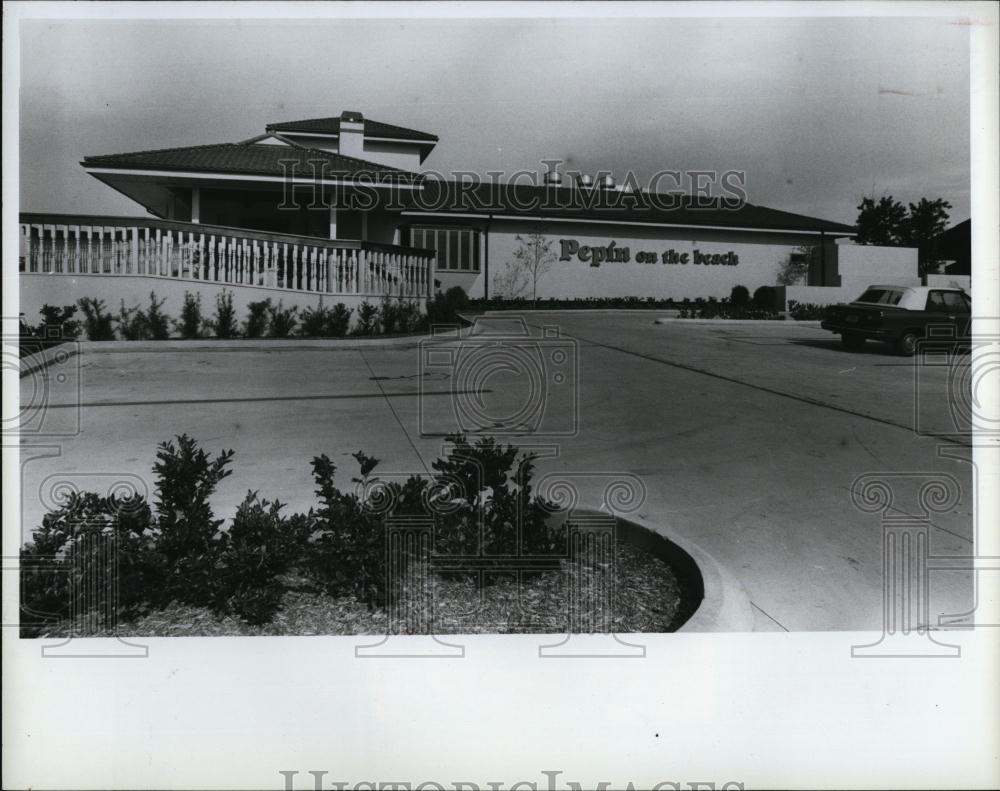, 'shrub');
244,299,271,338
753,285,778,312
267,301,298,337
299,452,388,607
214,491,298,624
145,292,171,340
33,304,81,341
77,297,115,341
298,303,354,337
353,301,380,336
327,303,352,337
787,301,830,321
209,290,239,339
19,489,160,636
174,291,205,339
116,300,148,341
730,285,750,307
299,305,330,337
396,300,425,333
426,286,470,326
429,434,563,562
152,434,234,607
380,297,401,335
